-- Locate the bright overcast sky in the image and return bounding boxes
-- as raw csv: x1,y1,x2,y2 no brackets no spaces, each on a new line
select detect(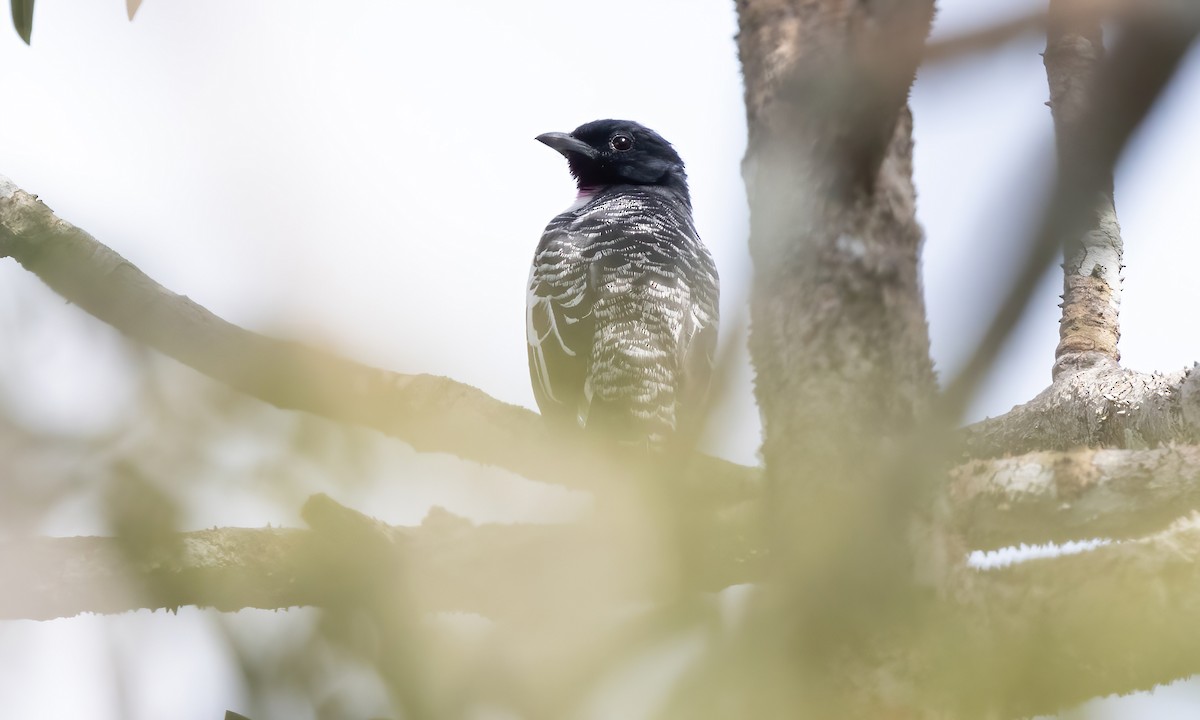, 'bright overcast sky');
1,1,1199,718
